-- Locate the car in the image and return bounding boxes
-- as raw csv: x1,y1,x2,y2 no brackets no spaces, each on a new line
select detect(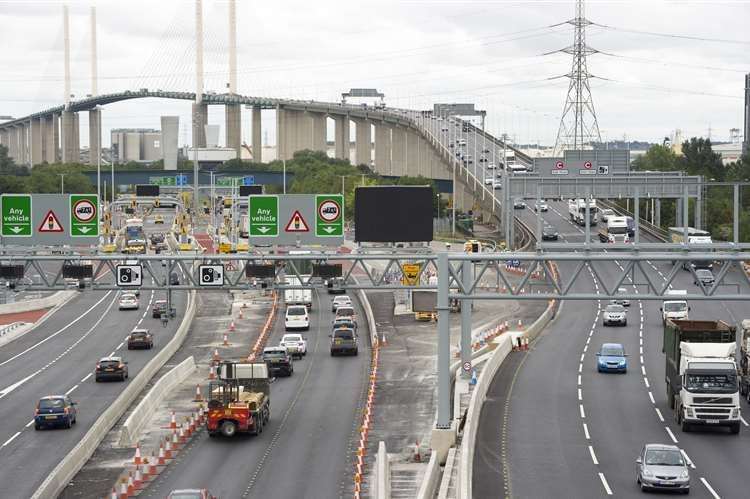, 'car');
166,489,216,499
600,208,615,223
694,269,715,286
285,305,310,331
484,177,494,185
479,157,487,163
262,346,293,376
541,224,559,241
441,126,448,132
533,200,549,212
169,272,180,285
34,395,77,430
118,293,139,310
596,343,627,373
493,180,502,190
626,216,635,237
95,356,129,381
486,163,497,169
513,198,526,209
335,306,357,324
325,276,347,295
154,214,164,224
333,317,358,334
602,304,627,326
482,148,490,154
330,327,358,356
152,299,168,318
280,333,307,358
331,295,353,313
612,287,631,307
127,328,153,349
636,443,690,493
